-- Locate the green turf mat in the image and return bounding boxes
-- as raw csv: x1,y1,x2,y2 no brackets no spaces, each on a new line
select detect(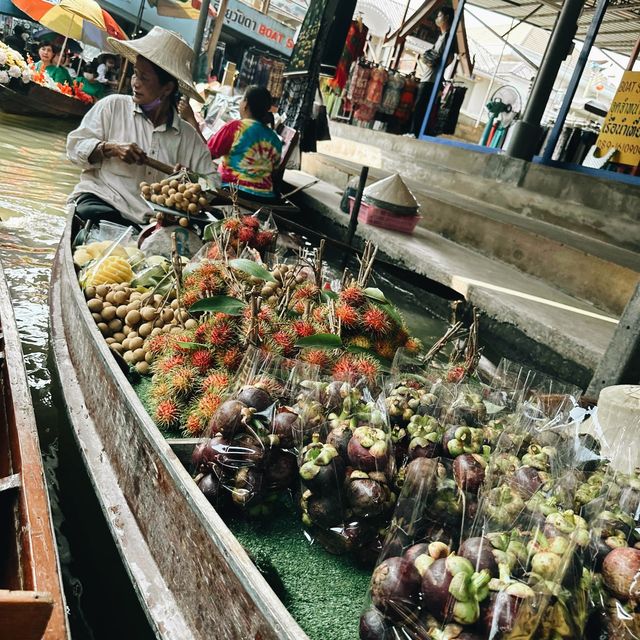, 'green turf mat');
227,503,370,640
